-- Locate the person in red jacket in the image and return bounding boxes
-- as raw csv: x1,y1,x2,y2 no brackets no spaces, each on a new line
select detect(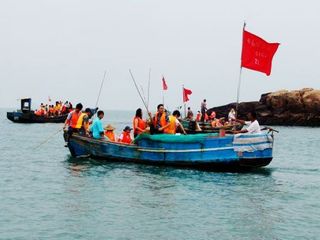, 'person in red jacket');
118,126,133,144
